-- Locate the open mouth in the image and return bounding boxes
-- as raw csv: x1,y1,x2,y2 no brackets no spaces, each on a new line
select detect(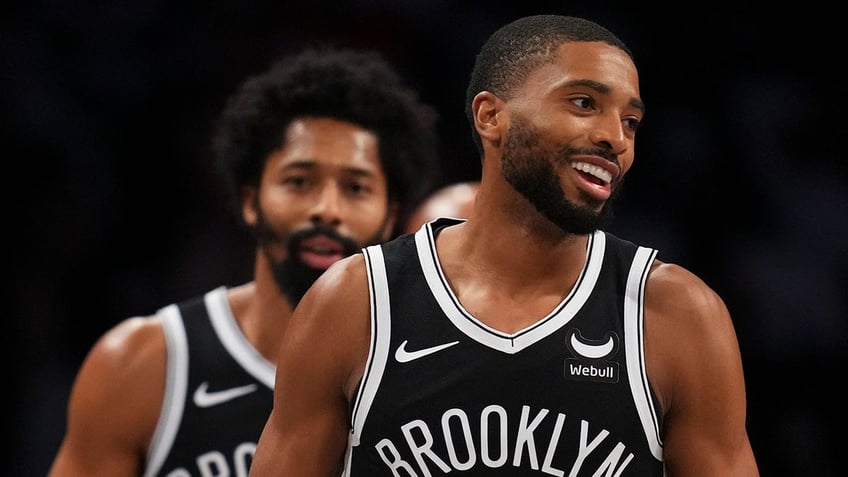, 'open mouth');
298,235,346,270
570,161,613,200
571,161,612,184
